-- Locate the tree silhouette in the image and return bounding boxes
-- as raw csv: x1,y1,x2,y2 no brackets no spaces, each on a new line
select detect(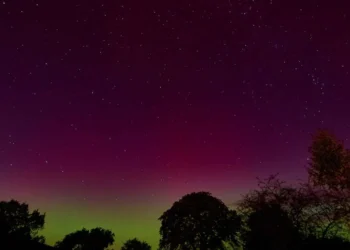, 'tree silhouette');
237,129,350,248
308,129,350,190
306,130,350,236
121,238,151,250
0,199,45,243
243,203,300,250
55,227,115,250
237,173,350,242
159,191,241,250
238,175,307,231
